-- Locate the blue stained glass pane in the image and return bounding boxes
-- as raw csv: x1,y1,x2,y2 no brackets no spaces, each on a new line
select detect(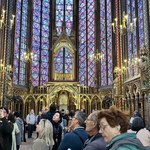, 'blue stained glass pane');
56,0,73,35
56,0,64,35
99,0,113,86
79,0,95,86
65,0,73,35
32,0,50,86
127,0,143,77
13,0,28,85
40,1,50,85
127,0,132,77
54,48,72,76
79,0,87,85
138,0,144,47
33,27,40,36
106,0,113,85
100,0,107,86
